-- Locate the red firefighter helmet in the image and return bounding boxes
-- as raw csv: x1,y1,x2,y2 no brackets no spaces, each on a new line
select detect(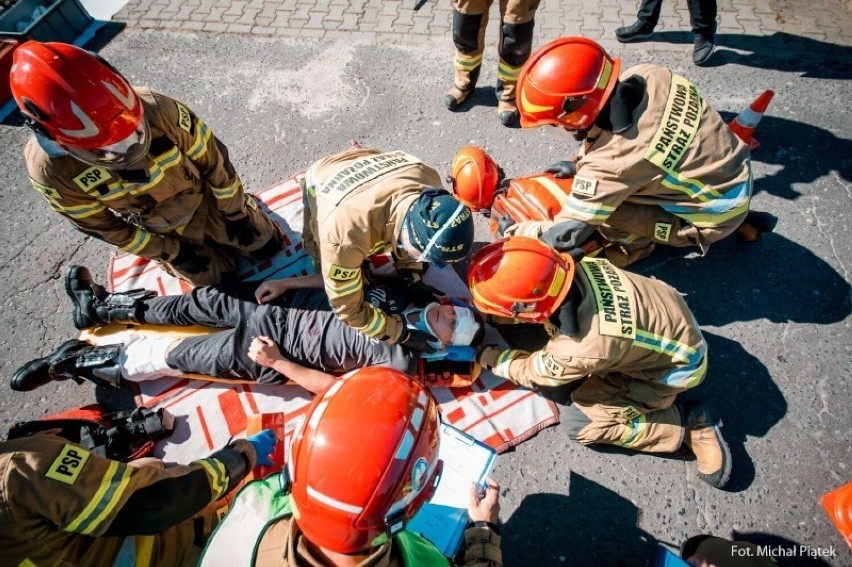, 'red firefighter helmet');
10,41,150,167
450,146,501,211
288,367,442,553
517,36,621,131
468,236,575,322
